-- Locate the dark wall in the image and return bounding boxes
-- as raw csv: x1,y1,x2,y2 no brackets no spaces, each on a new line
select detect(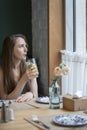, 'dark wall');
0,0,32,57
32,0,49,96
